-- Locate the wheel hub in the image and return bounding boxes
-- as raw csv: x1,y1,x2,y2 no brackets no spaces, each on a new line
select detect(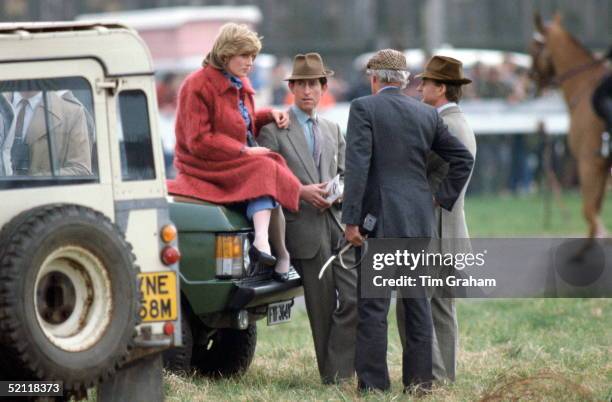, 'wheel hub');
37,270,77,325
34,246,113,352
